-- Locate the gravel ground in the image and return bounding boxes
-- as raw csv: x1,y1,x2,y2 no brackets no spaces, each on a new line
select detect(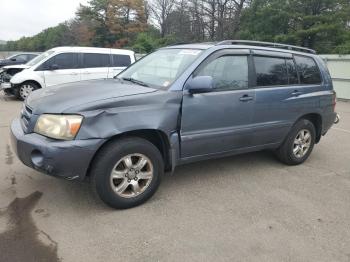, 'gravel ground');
0,92,349,262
